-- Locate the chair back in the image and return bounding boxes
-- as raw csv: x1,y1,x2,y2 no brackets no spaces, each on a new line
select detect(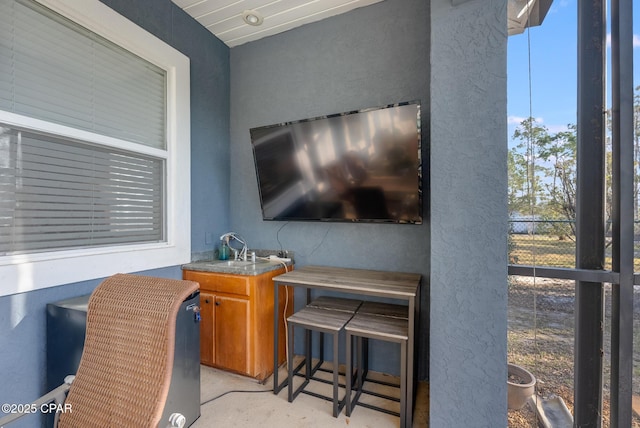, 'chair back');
57,274,199,428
